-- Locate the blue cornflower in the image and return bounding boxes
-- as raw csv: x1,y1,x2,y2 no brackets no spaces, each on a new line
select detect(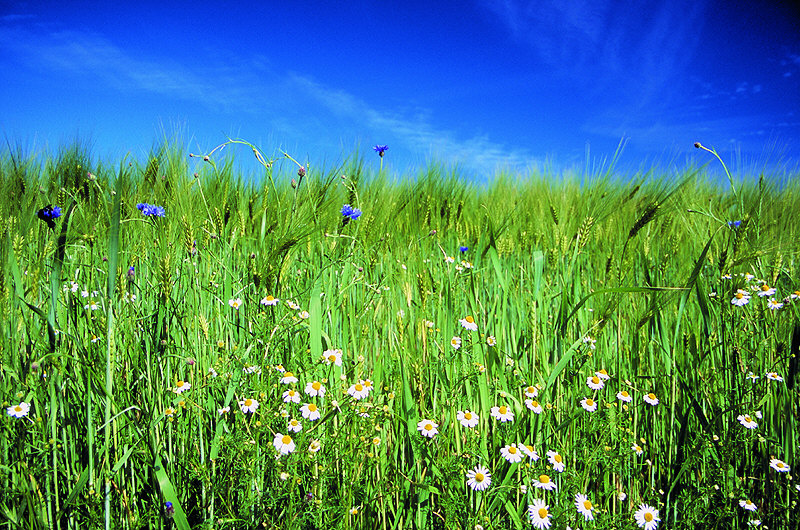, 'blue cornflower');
341,204,362,221
372,145,388,157
137,203,166,217
164,501,174,518
37,205,62,229
459,246,469,253
728,220,741,228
